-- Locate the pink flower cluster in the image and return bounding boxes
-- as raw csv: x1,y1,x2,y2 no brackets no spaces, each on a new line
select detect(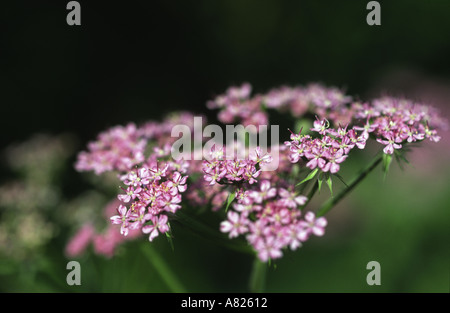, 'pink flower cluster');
352,97,444,154
66,199,143,258
264,84,354,125
71,112,200,255
209,82,447,146
75,123,146,174
285,118,366,173
71,82,446,263
202,146,272,186
75,112,204,175
220,179,327,262
187,144,293,212
199,144,328,262
207,82,357,128
111,163,188,242
207,83,268,129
